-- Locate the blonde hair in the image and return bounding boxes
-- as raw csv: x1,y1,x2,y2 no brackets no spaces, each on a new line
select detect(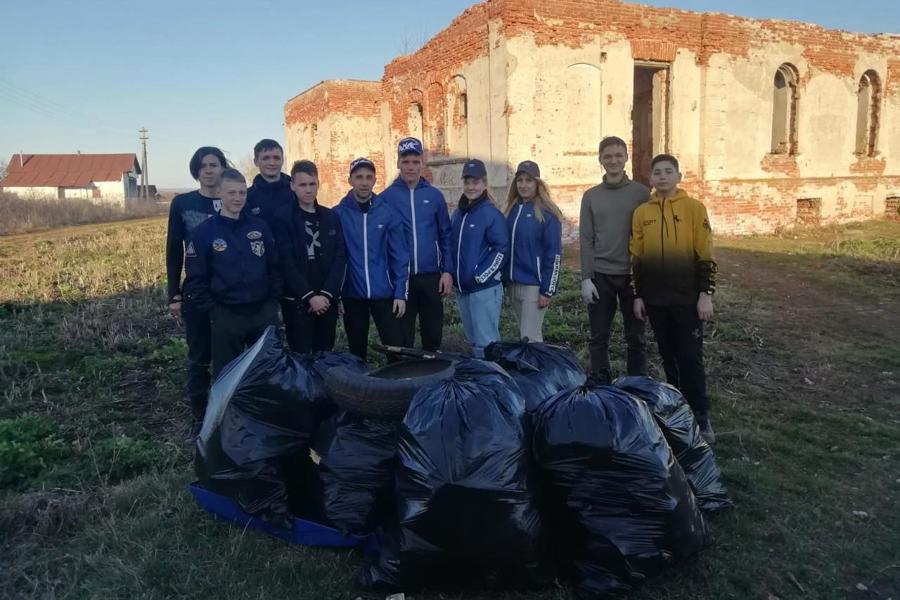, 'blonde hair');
504,173,562,223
